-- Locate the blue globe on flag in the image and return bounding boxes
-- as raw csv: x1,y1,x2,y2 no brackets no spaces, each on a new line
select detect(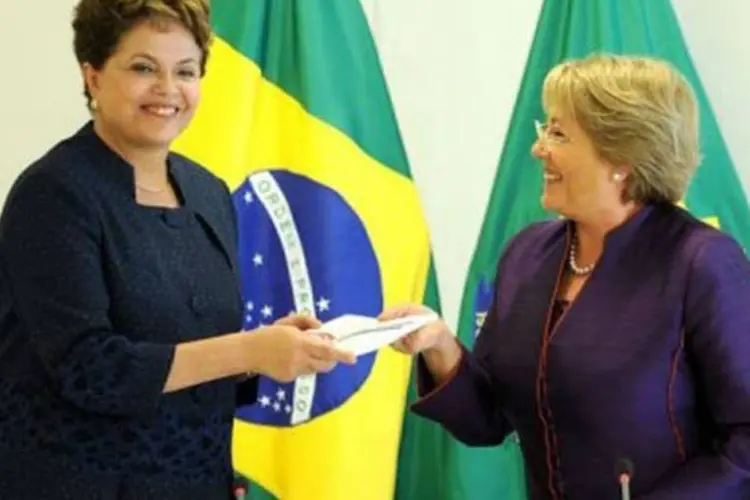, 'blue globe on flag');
232,170,382,427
